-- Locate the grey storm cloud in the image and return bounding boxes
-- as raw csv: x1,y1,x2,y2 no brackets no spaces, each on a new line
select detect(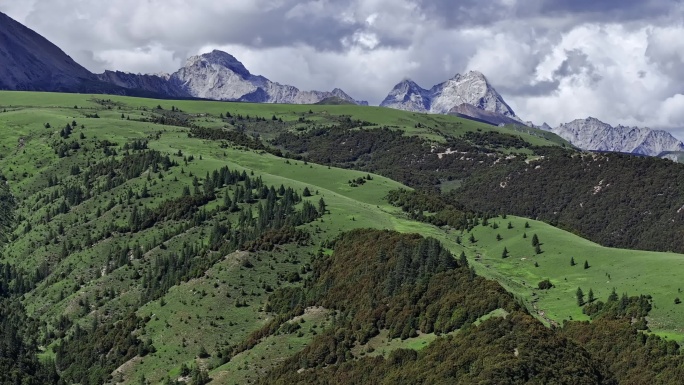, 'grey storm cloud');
554,49,602,83
537,0,678,21
2,0,684,134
